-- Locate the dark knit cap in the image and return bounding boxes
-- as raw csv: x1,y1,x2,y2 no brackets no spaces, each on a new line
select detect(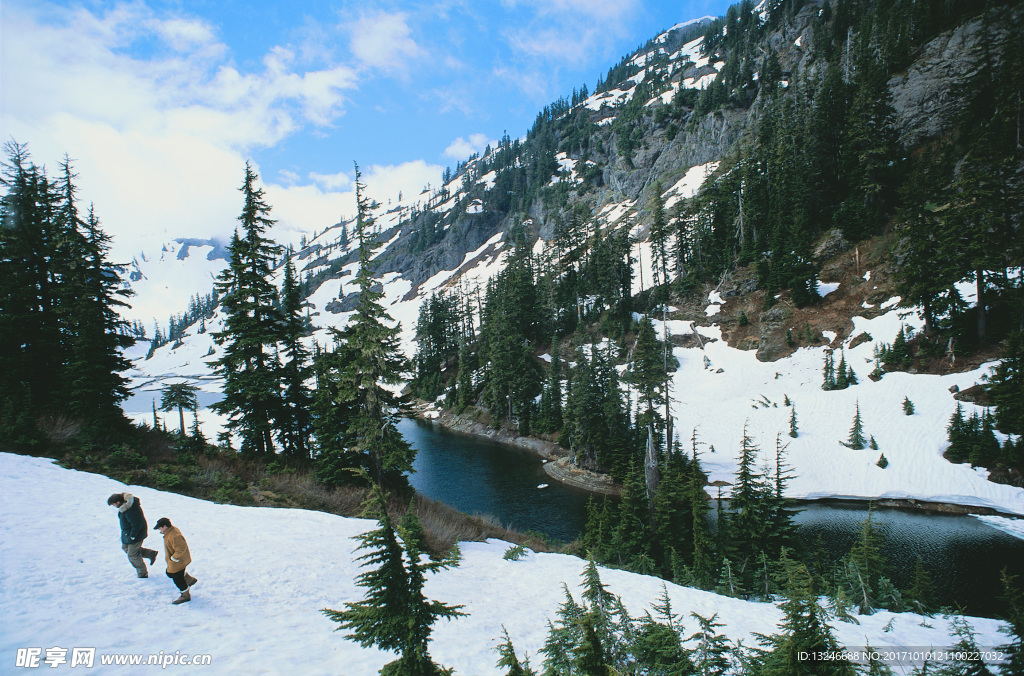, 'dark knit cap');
154,517,172,529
